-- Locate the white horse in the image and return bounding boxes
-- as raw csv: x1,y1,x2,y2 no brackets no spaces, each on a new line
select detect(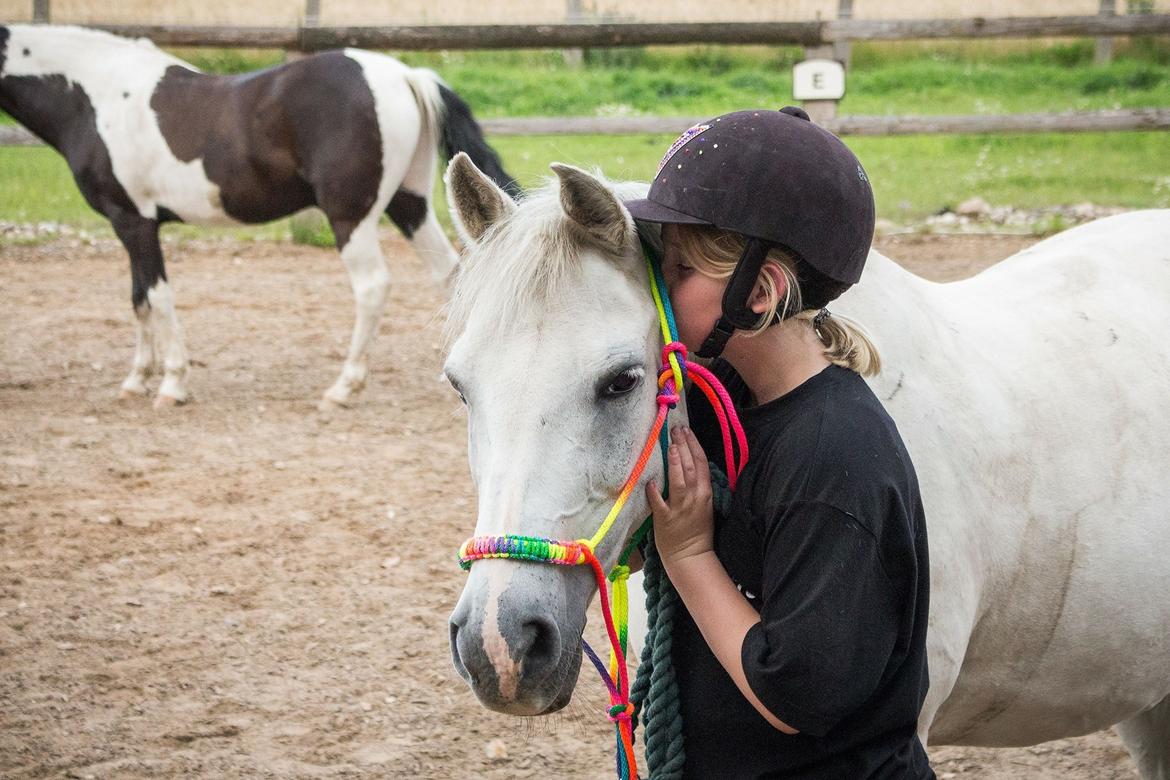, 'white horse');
0,24,516,408
444,153,1170,776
